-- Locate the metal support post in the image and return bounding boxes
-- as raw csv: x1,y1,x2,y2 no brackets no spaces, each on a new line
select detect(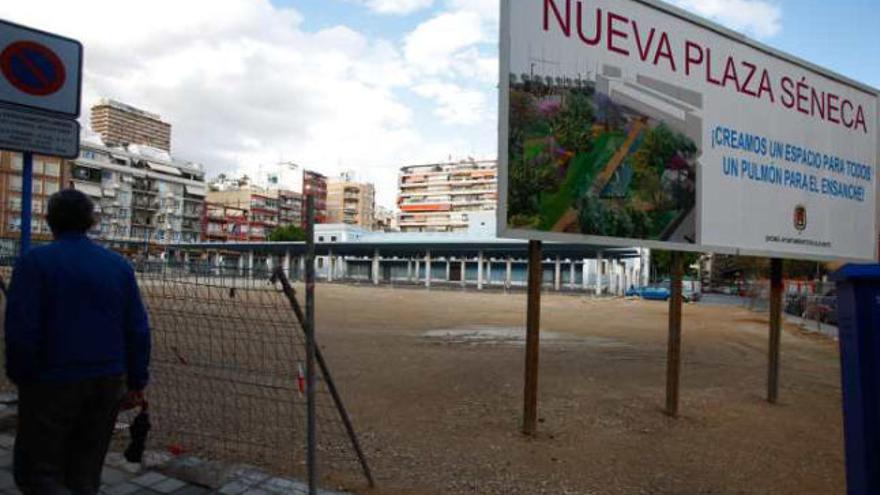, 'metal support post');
327,250,334,282
477,251,484,290
20,152,33,255
304,196,317,495
554,256,561,291
523,240,542,436
425,251,432,288
666,252,684,417
582,259,589,291
372,250,380,285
